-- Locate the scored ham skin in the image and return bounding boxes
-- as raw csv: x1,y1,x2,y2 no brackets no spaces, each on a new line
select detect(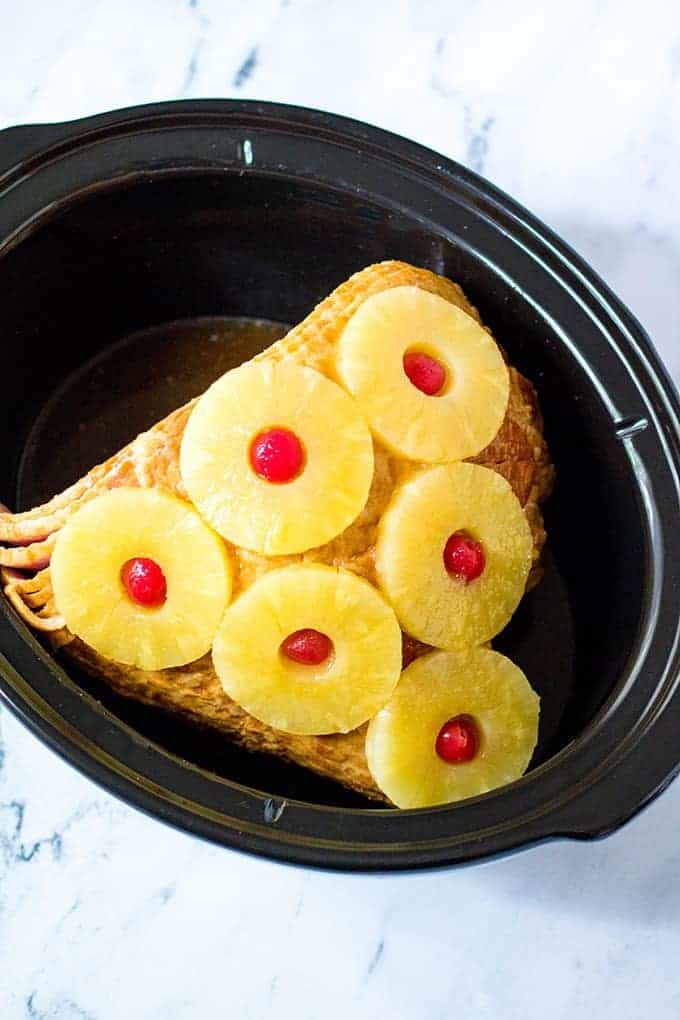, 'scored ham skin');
0,261,554,803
